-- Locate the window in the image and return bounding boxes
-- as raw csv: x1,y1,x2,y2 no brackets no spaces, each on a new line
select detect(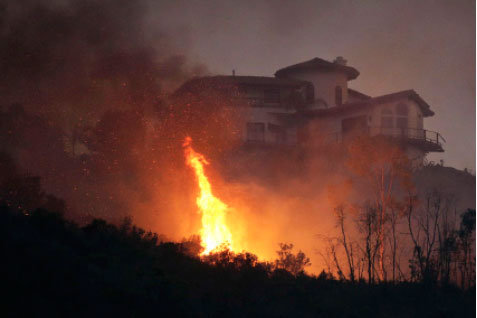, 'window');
268,123,286,144
417,113,423,129
264,89,281,104
395,103,408,134
305,83,314,103
342,116,368,139
381,108,393,128
335,86,342,106
246,123,265,142
396,117,408,130
396,103,408,116
237,86,248,96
